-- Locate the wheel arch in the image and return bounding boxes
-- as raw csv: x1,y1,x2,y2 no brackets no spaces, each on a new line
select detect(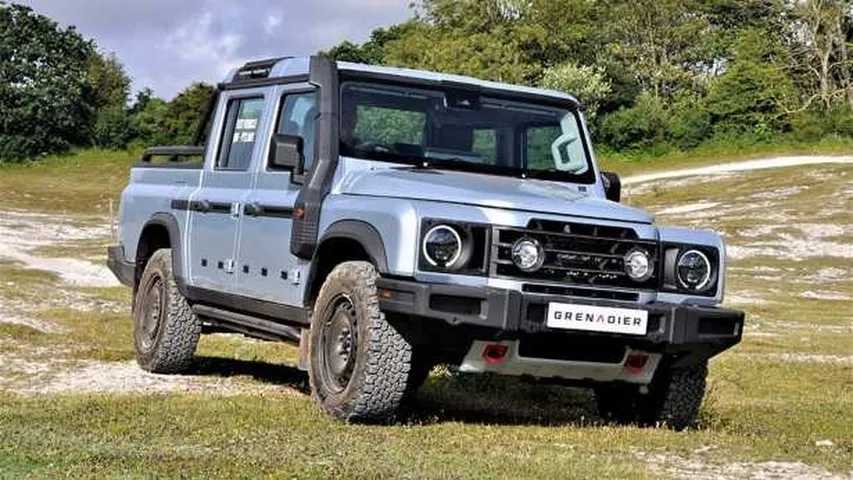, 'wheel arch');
304,220,389,306
136,213,188,295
